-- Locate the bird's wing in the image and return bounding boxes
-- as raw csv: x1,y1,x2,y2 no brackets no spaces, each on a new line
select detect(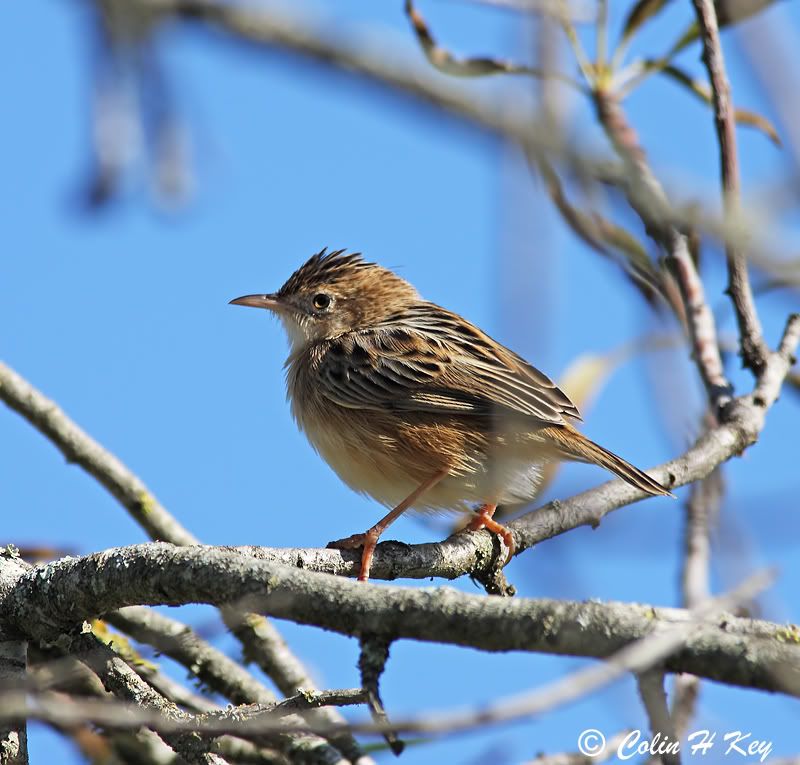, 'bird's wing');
316,307,581,425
